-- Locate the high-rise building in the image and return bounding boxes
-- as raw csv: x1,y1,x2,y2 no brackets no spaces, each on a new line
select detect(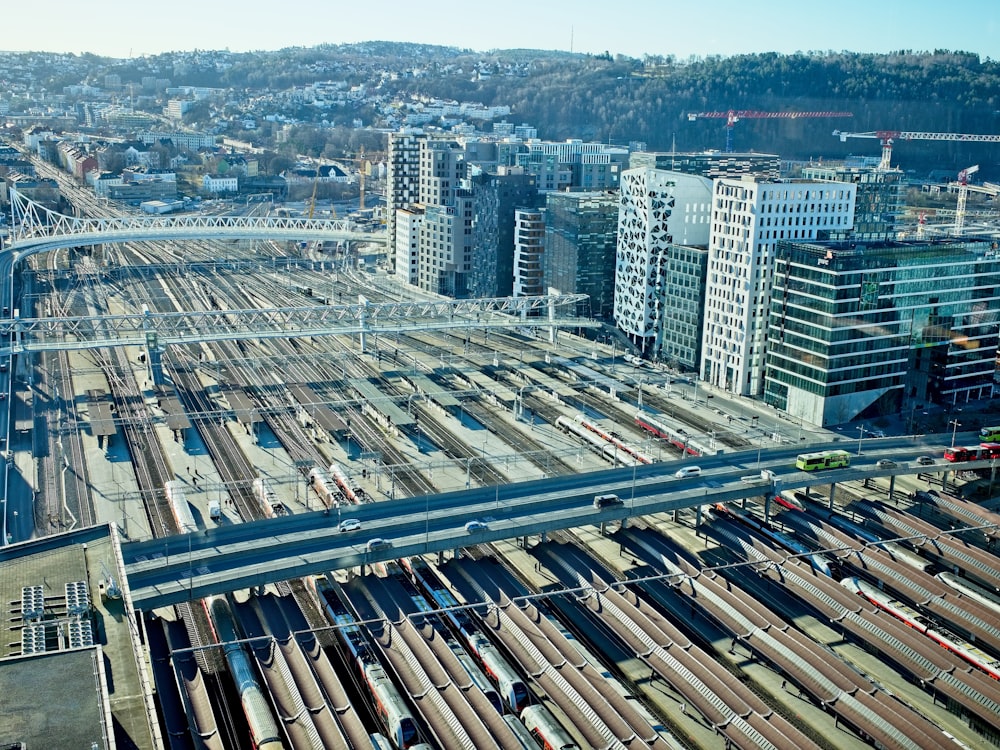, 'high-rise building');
766,238,1000,425
629,151,780,180
801,164,905,241
615,168,713,355
386,130,423,270
513,209,546,299
417,195,474,297
469,171,540,298
542,191,619,320
394,206,423,286
652,244,709,370
701,177,856,396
